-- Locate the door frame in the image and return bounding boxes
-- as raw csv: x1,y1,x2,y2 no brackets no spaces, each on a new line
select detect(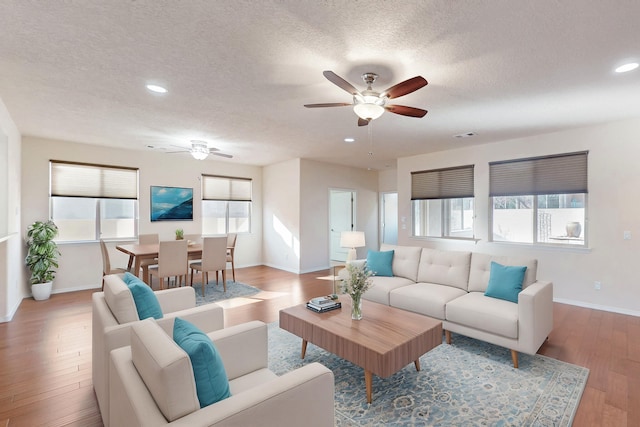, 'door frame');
328,188,356,262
